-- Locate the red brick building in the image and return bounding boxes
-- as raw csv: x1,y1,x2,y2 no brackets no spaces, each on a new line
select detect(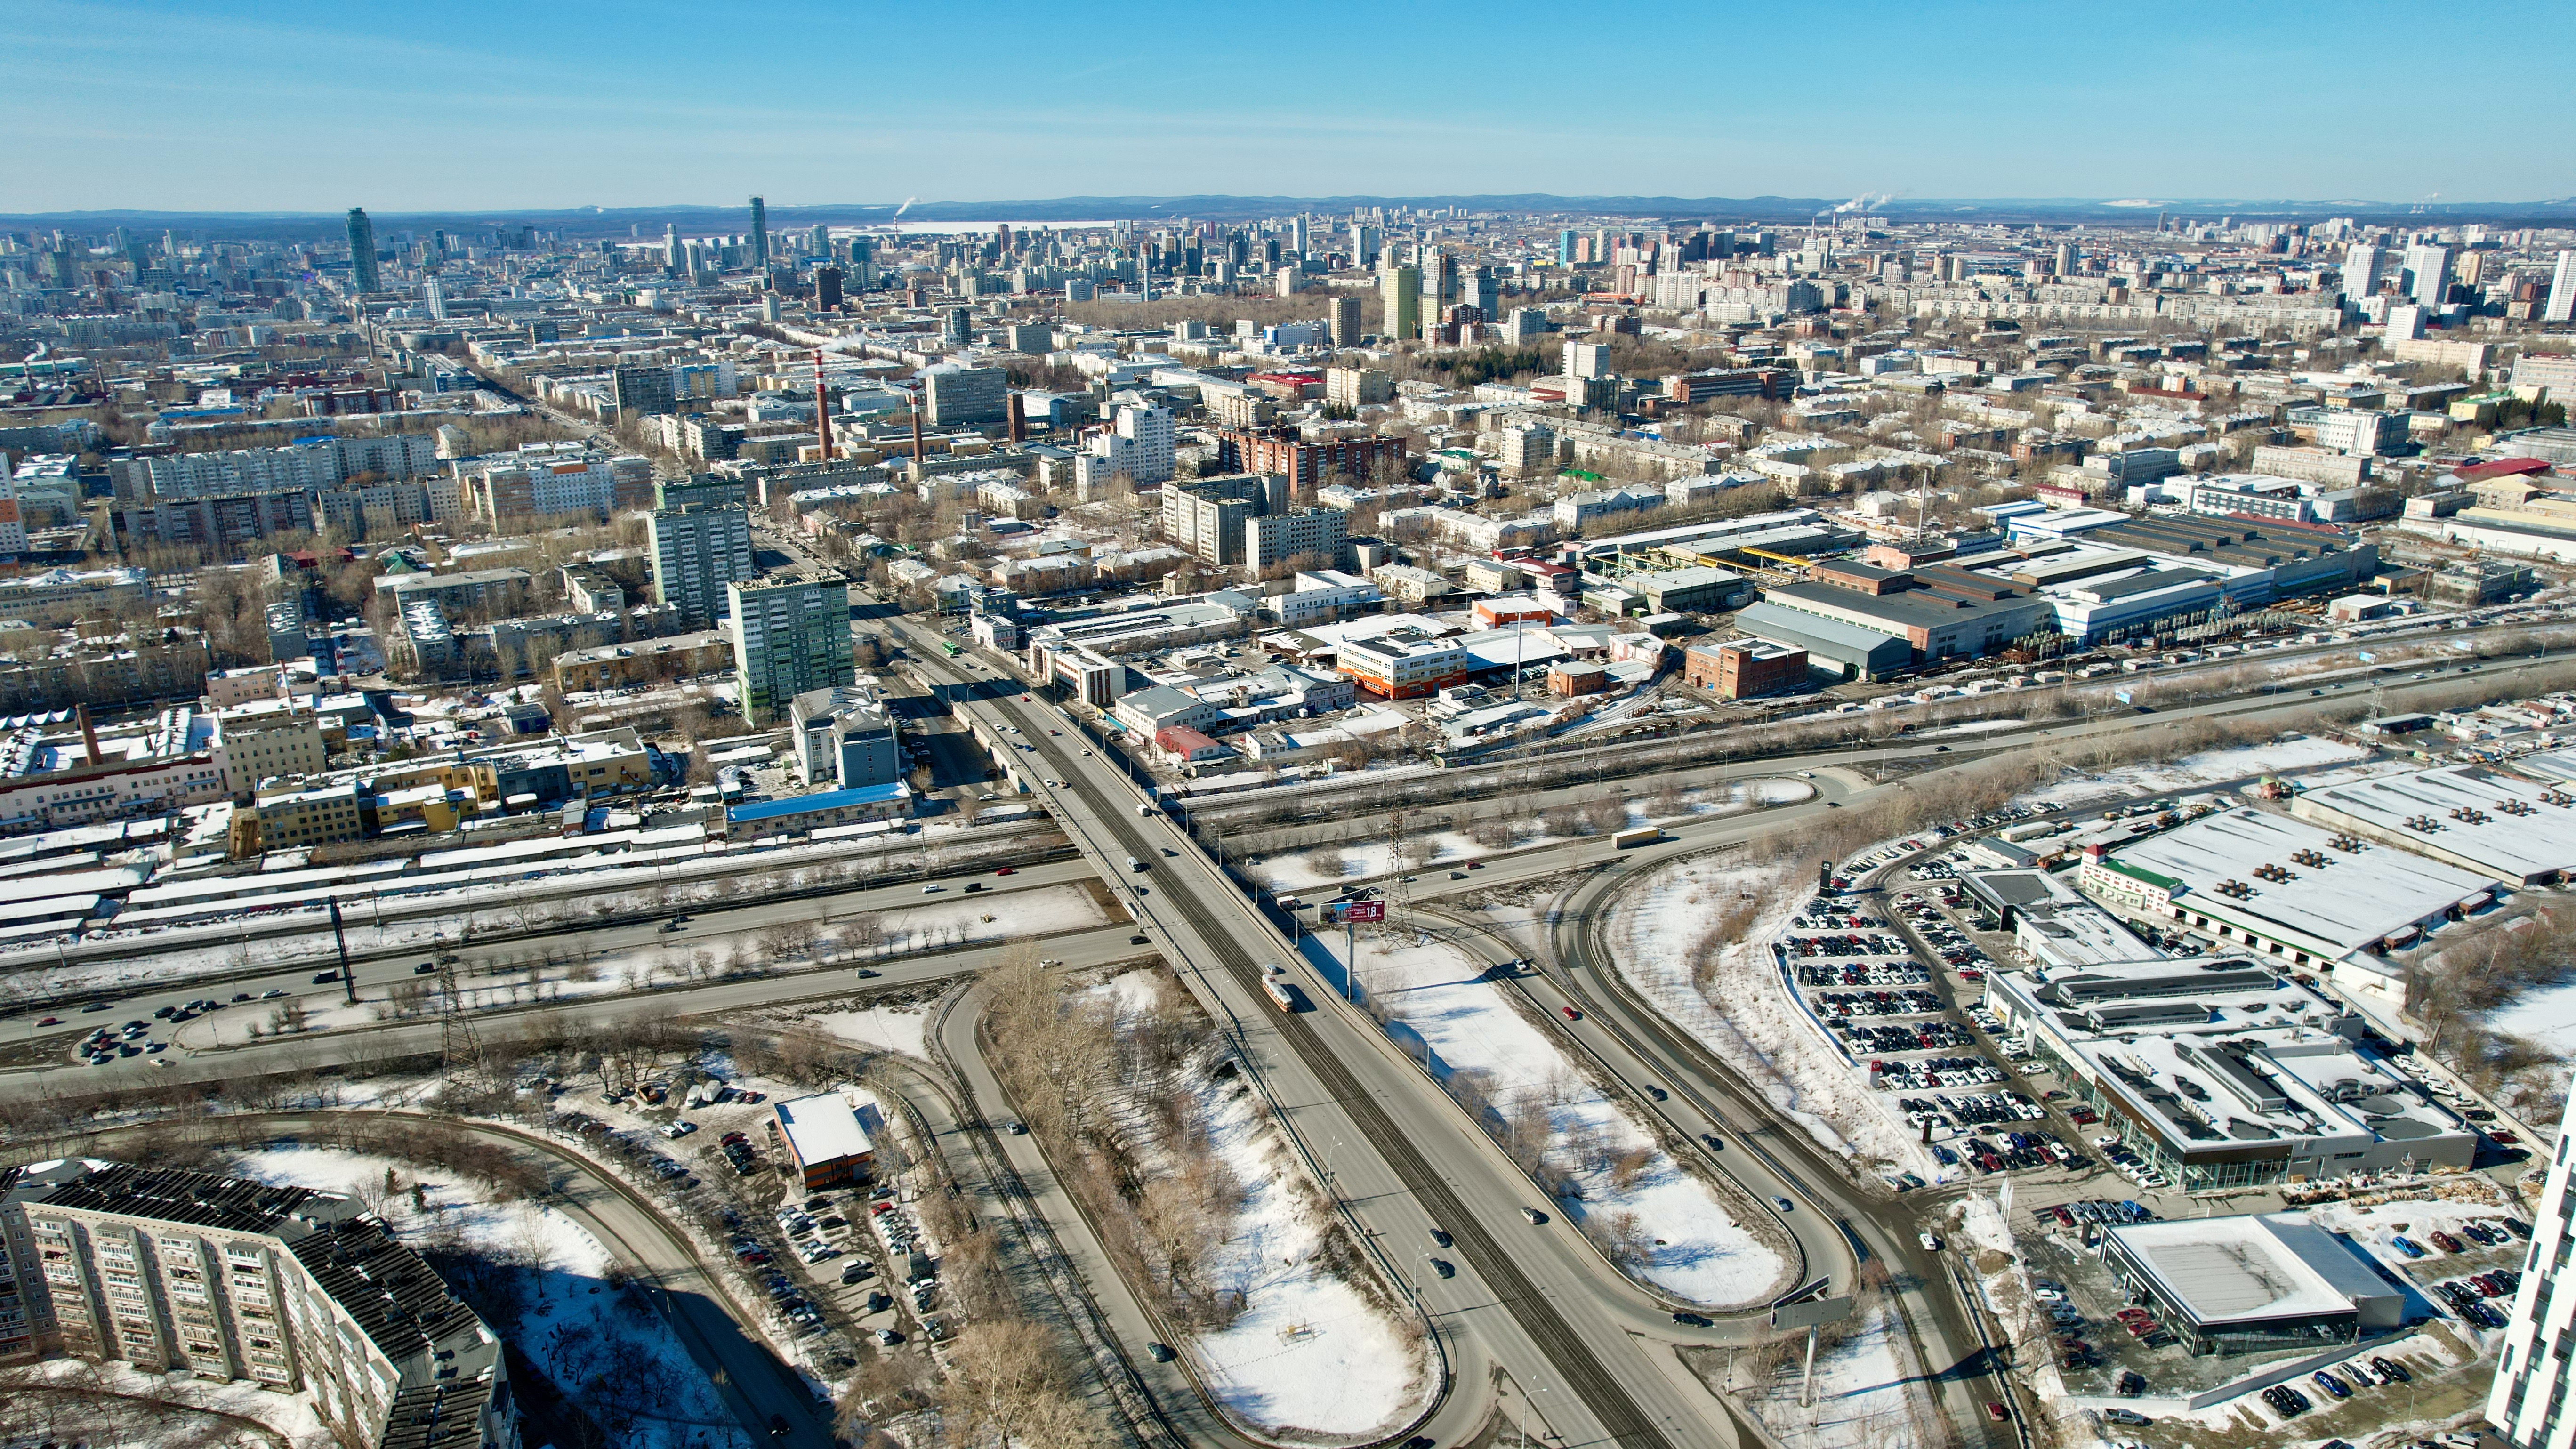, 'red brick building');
1685,639,1808,699
1216,429,1409,491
